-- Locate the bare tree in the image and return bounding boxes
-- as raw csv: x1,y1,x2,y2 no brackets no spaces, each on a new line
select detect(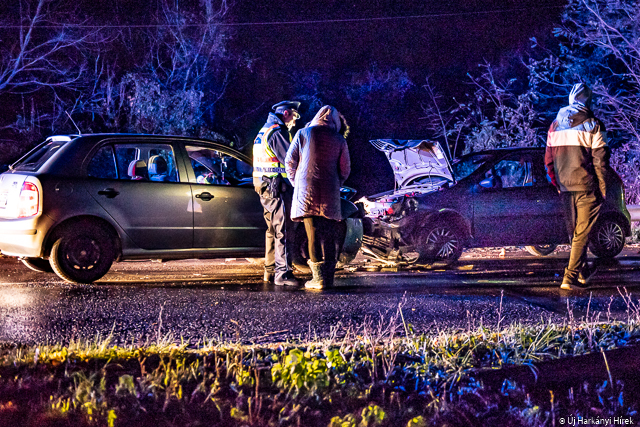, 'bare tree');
0,0,93,95
422,62,542,157
529,0,640,202
421,77,463,159
79,0,237,139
